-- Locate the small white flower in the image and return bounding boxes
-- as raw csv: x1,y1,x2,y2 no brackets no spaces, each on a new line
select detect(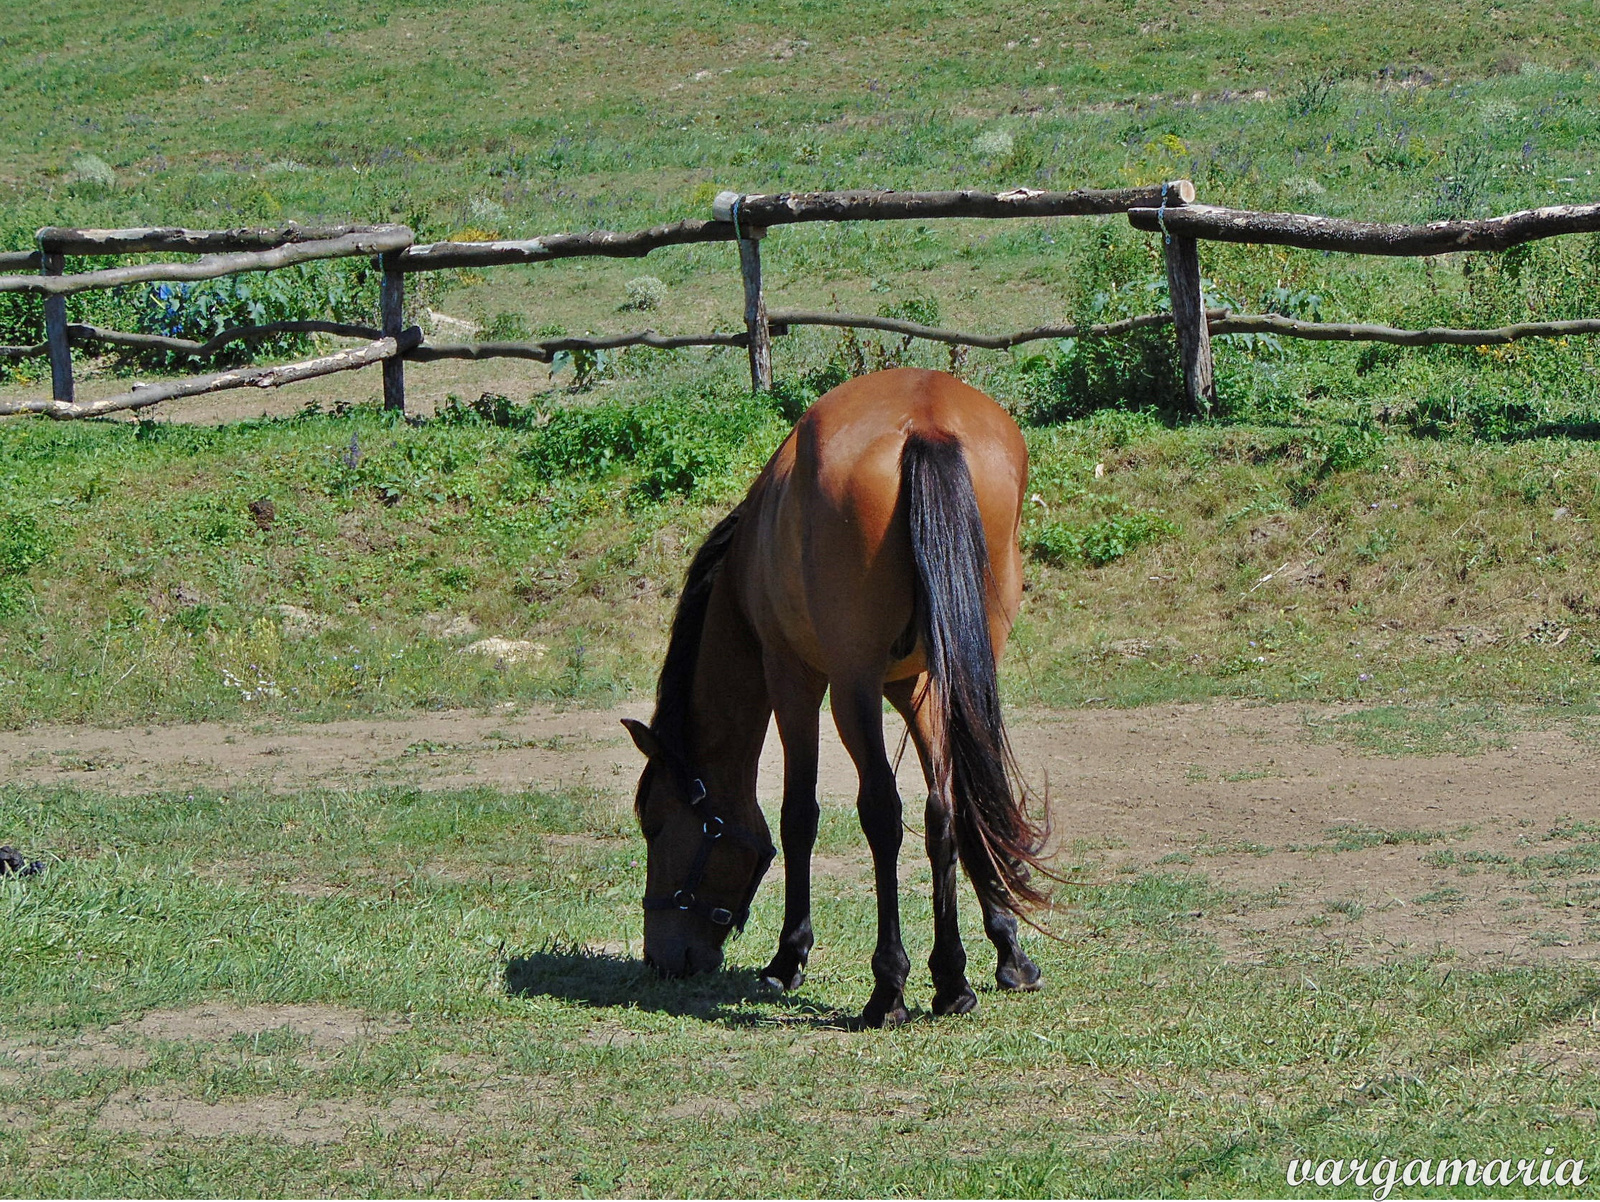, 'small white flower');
972,129,1015,159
